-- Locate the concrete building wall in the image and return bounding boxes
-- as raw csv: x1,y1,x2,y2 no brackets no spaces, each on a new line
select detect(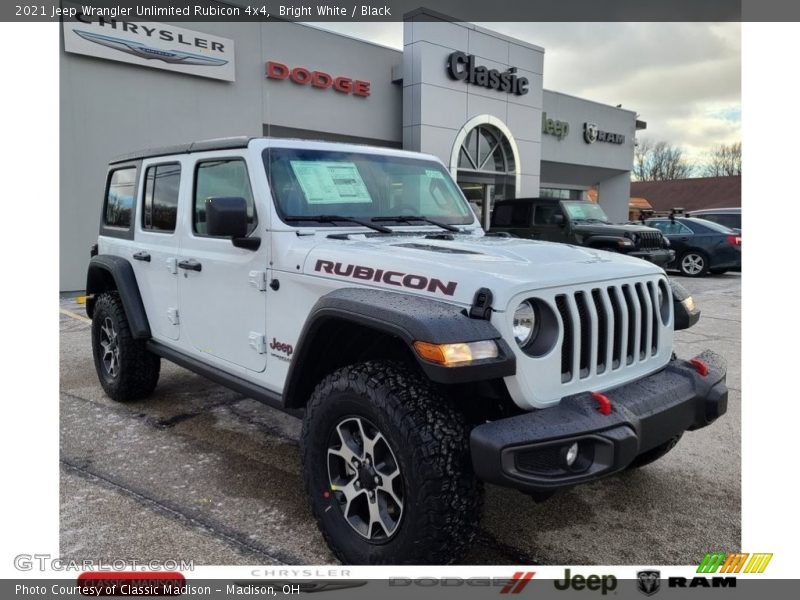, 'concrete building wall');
402,14,544,196
60,18,639,291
